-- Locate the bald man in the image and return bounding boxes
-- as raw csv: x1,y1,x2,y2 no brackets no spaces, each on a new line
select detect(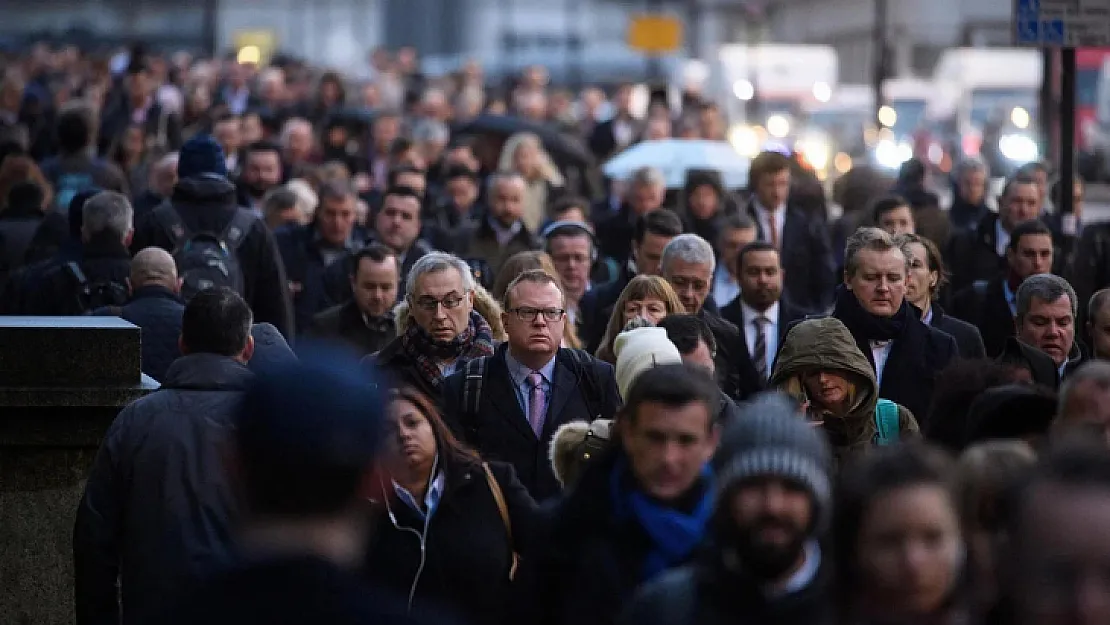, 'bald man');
93,247,185,382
